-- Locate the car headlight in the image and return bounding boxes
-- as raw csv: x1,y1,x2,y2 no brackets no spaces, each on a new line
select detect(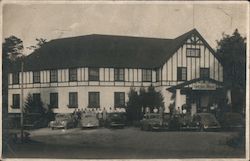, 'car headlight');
61,121,66,125
204,125,208,128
